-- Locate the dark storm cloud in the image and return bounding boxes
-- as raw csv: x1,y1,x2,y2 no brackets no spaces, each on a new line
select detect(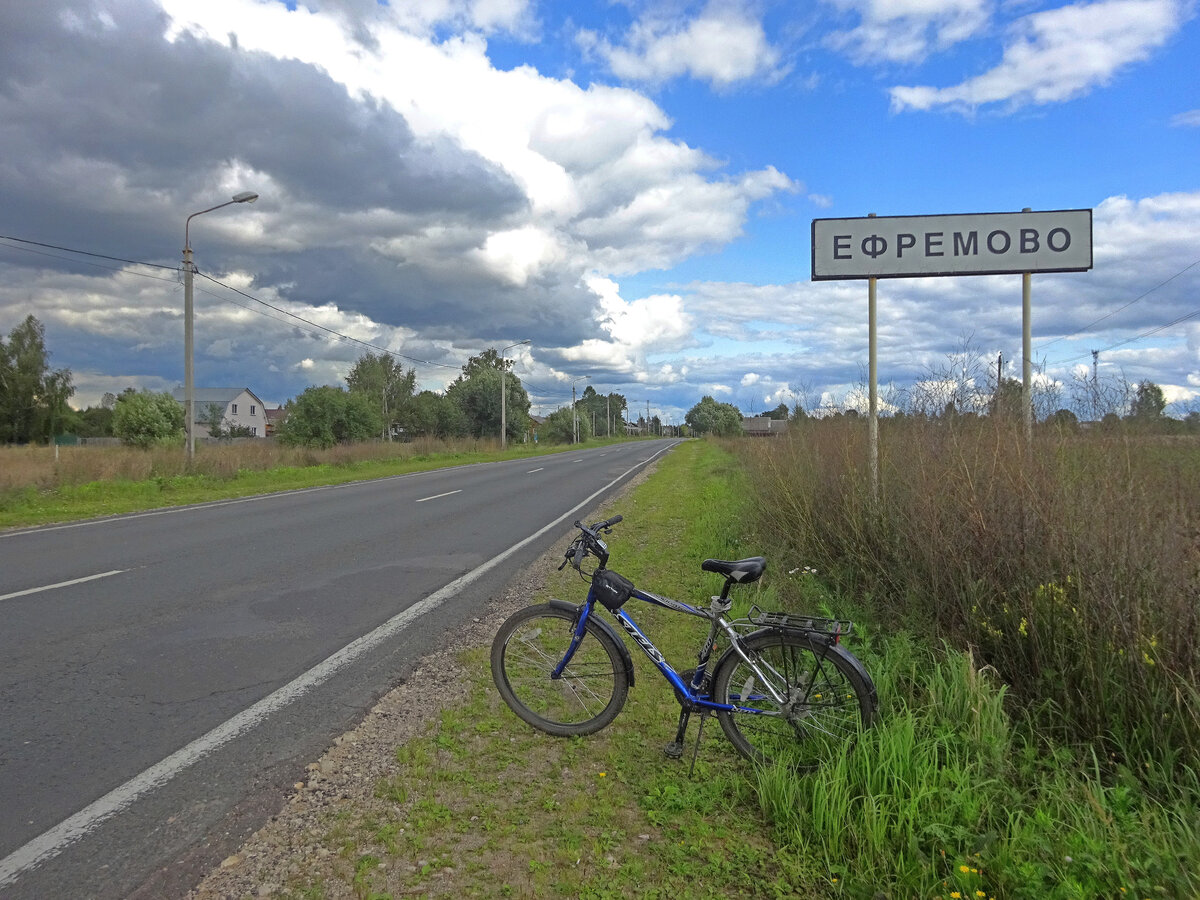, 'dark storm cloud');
0,0,524,252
